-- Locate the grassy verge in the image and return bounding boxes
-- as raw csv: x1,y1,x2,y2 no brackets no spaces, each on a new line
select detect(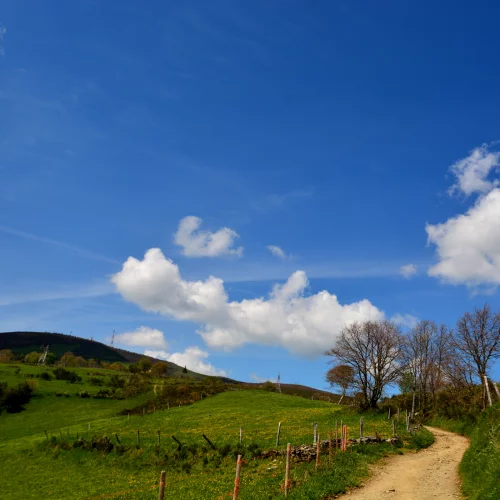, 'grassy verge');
430,404,500,500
